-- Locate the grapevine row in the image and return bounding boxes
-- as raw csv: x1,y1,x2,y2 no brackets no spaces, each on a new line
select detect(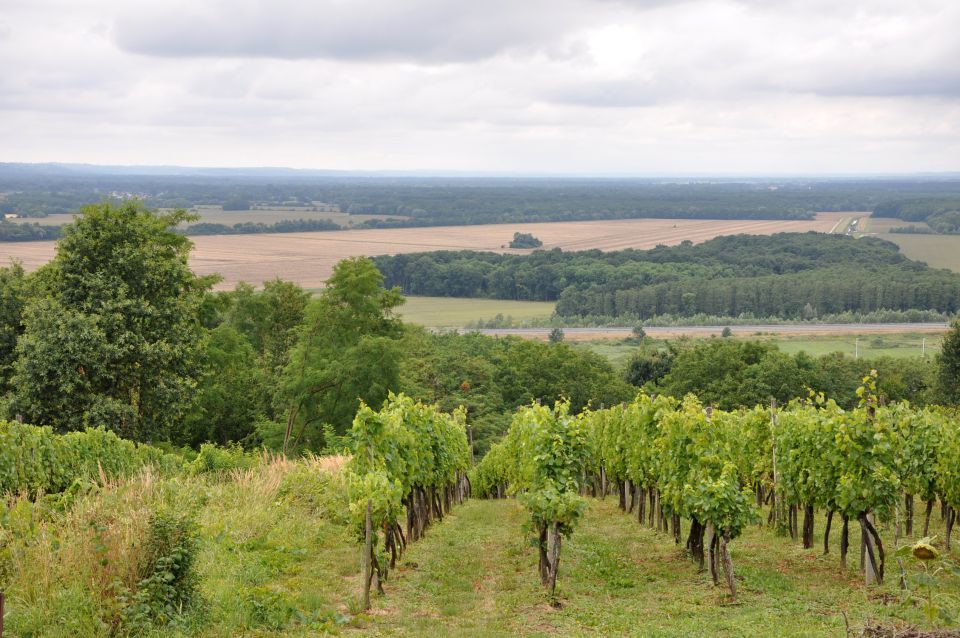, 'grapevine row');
347,392,472,607
475,373,960,598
